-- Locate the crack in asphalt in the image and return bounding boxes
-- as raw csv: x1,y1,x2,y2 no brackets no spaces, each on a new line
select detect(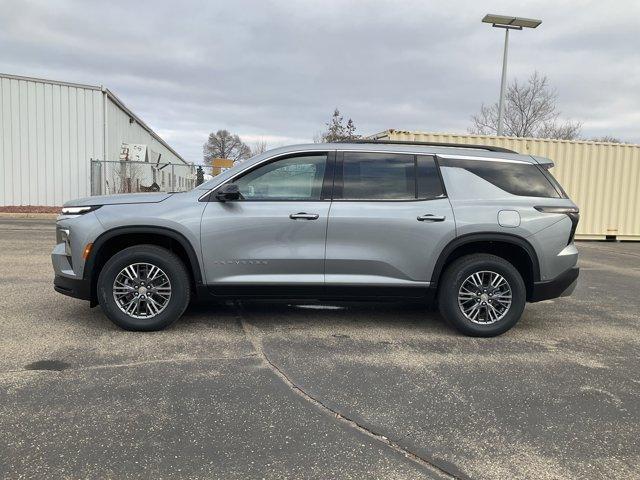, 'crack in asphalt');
235,302,462,480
